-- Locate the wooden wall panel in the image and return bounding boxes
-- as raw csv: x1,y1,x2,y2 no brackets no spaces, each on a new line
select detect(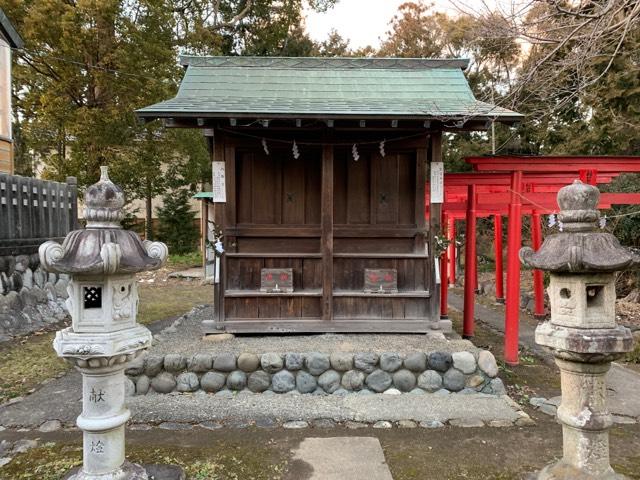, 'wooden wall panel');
236,151,253,224
282,157,305,224
374,153,399,224
305,155,322,224
302,258,322,290
236,149,321,226
225,295,321,320
346,154,371,224
251,153,278,224
332,297,426,319
398,154,415,225
333,150,347,224
236,237,320,253
333,238,414,254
